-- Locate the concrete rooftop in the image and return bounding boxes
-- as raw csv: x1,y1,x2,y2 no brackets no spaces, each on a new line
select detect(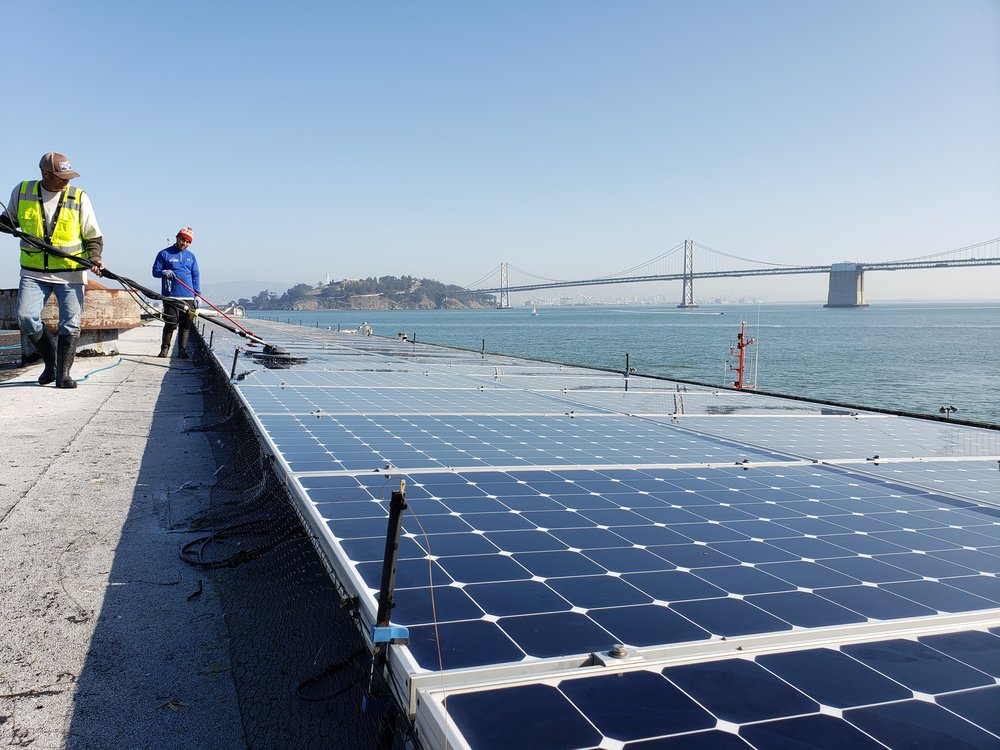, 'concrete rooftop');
0,323,246,749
